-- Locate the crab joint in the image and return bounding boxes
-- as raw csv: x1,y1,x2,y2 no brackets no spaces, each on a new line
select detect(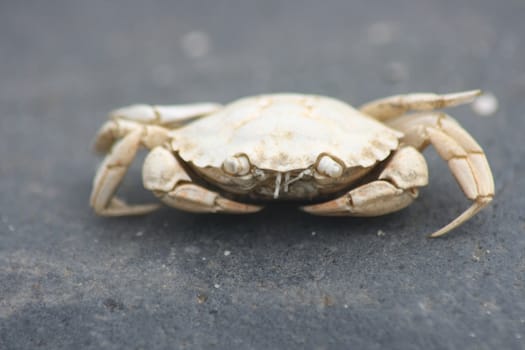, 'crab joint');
316,155,343,178
222,155,251,176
